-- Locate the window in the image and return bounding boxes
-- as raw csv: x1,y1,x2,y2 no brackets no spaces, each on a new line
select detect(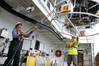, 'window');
34,40,40,50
